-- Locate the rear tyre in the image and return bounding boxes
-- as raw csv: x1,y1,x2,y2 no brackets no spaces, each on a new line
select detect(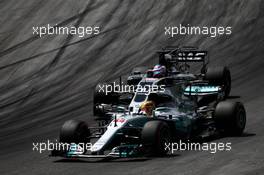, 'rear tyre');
214,101,246,136
60,120,90,144
141,121,171,156
205,67,231,98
